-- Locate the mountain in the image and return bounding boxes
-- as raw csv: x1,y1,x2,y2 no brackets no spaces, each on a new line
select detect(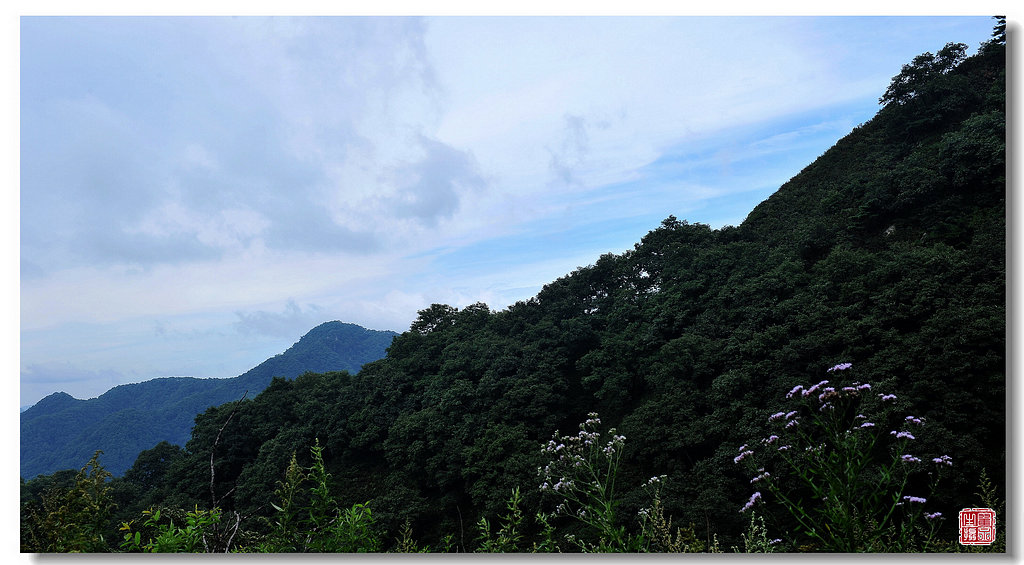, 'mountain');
20,321,397,479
